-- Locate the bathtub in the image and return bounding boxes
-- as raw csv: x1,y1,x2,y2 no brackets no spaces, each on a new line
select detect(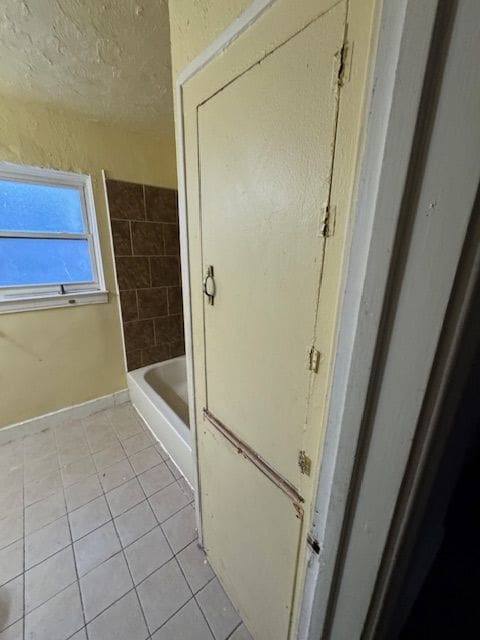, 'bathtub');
127,356,193,485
